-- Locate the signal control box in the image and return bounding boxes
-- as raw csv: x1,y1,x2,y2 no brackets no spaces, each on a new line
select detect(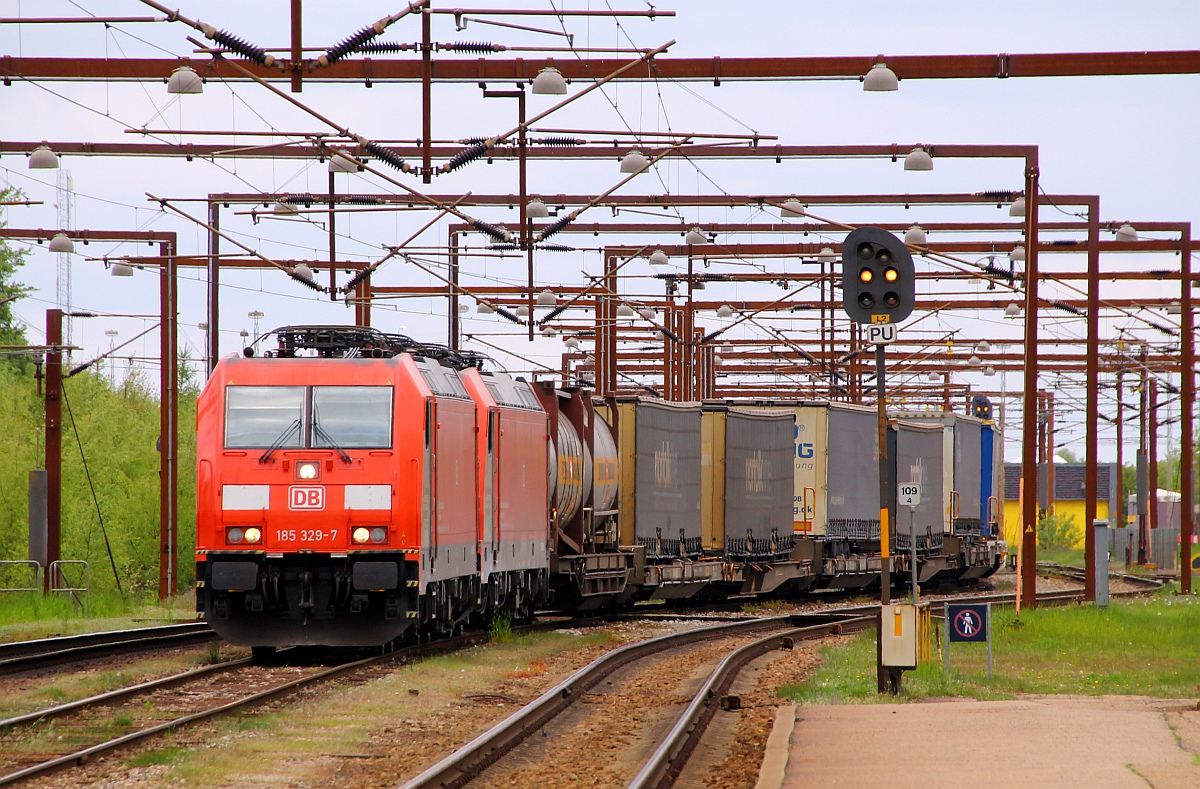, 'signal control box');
880,603,918,669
